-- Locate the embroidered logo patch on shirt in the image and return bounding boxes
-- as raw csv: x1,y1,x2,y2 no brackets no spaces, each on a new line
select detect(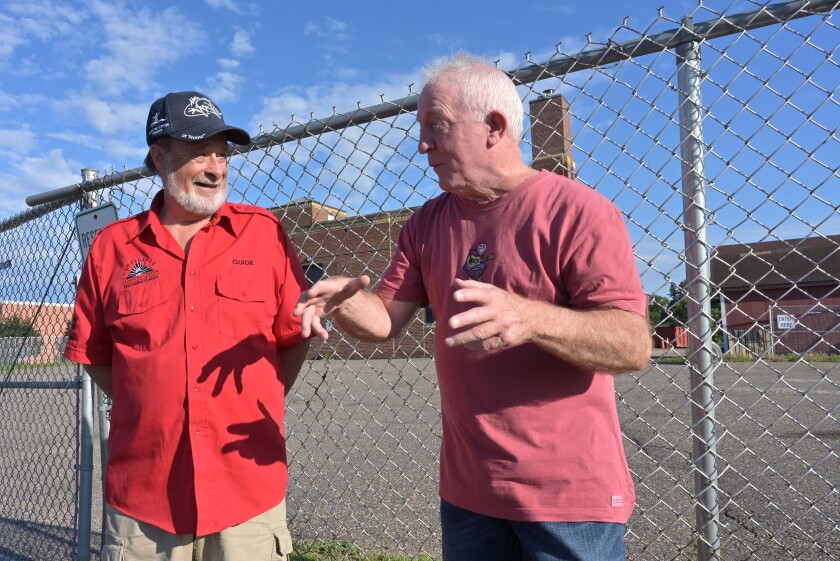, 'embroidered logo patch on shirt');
611,495,624,507
462,242,495,281
122,258,159,288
